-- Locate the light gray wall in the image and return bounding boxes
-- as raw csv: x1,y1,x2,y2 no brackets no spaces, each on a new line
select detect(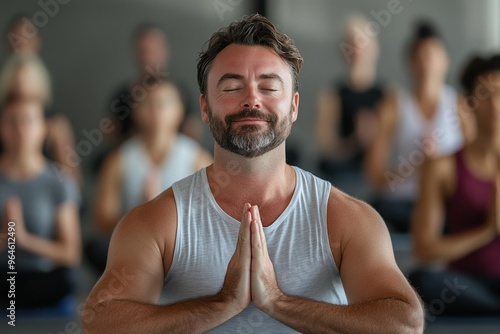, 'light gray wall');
1,0,498,175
